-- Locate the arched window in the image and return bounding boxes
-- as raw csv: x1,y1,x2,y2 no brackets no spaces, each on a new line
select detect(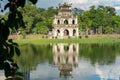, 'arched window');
73,56,75,62
64,45,69,51
57,30,60,33
64,19,68,25
64,29,69,36
66,57,68,63
57,45,60,52
73,29,76,36
72,20,75,24
73,45,76,52
57,20,60,24
57,30,60,36
58,56,60,63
